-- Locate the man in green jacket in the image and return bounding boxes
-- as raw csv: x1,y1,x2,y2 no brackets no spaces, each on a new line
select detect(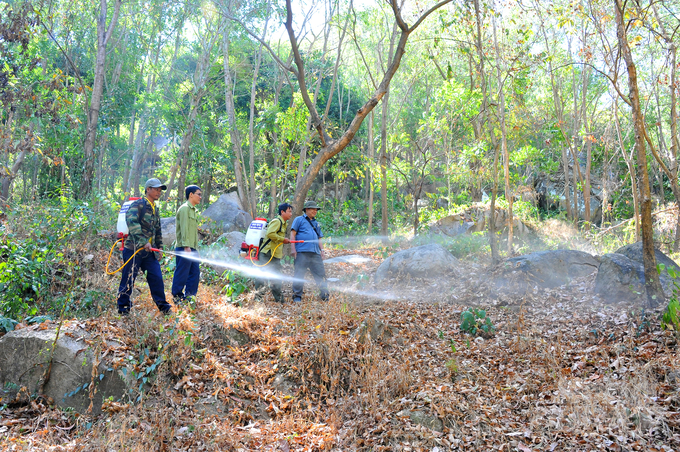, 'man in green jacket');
172,184,202,303
117,178,171,315
254,202,292,303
